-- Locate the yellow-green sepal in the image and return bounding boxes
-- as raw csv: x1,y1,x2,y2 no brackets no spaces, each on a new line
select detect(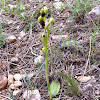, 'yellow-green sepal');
49,17,55,23
40,8,44,14
38,16,45,22
44,6,48,14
